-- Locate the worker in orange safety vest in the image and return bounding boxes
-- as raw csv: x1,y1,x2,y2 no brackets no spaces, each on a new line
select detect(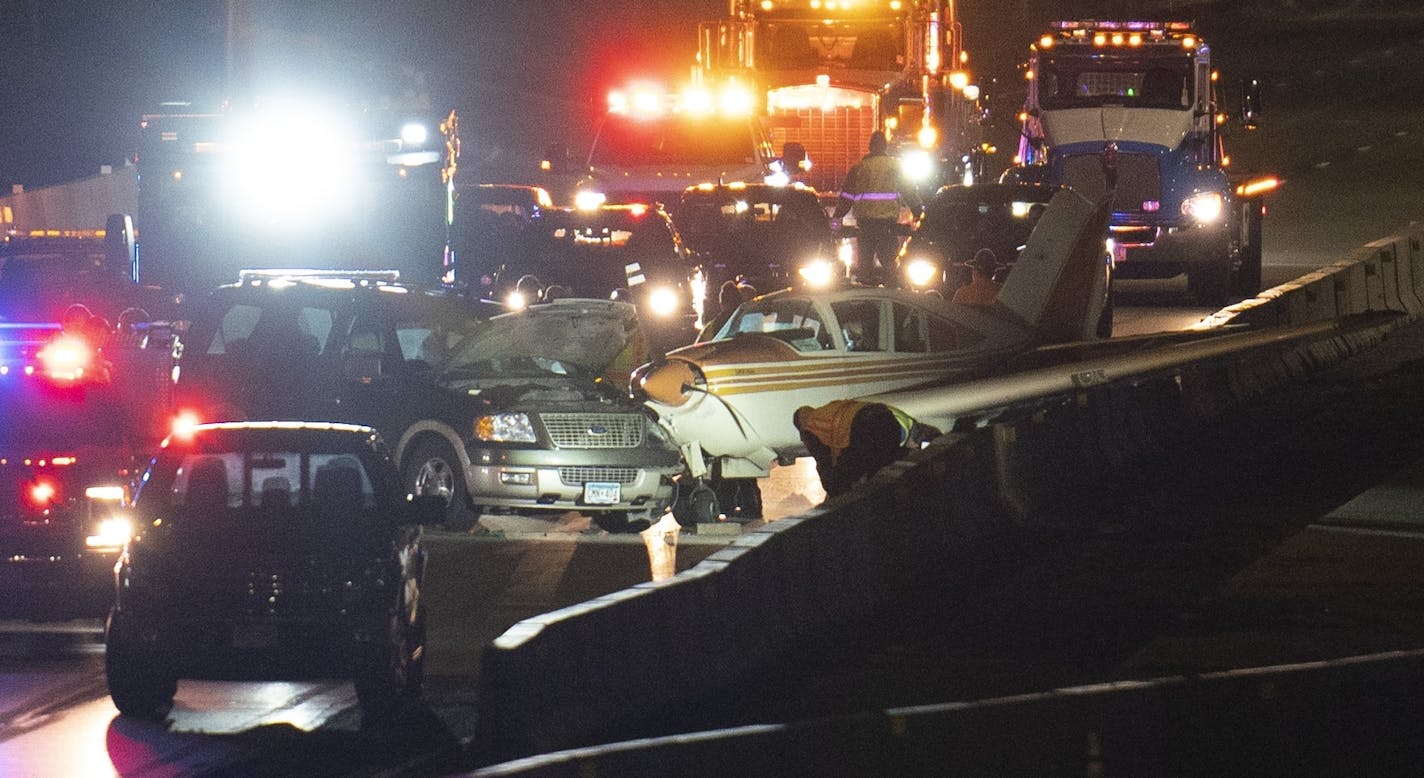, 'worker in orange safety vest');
793,399,940,497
